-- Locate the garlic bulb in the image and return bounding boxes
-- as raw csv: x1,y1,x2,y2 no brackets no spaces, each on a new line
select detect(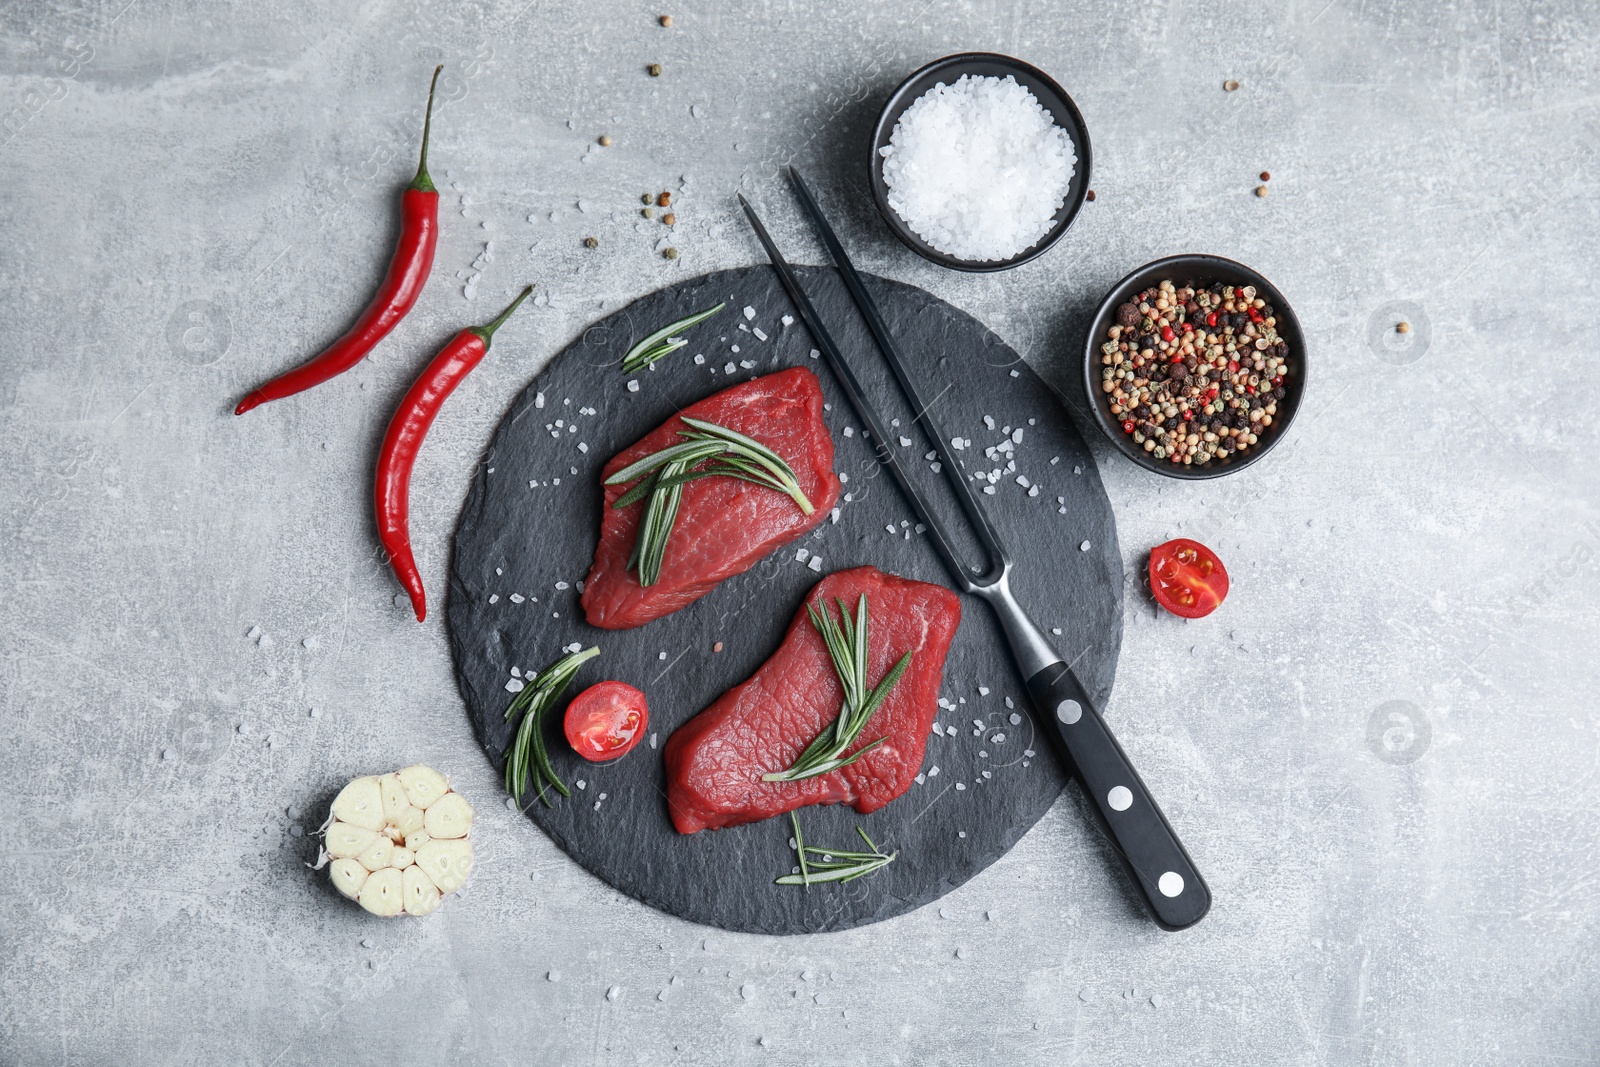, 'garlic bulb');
317,765,474,917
